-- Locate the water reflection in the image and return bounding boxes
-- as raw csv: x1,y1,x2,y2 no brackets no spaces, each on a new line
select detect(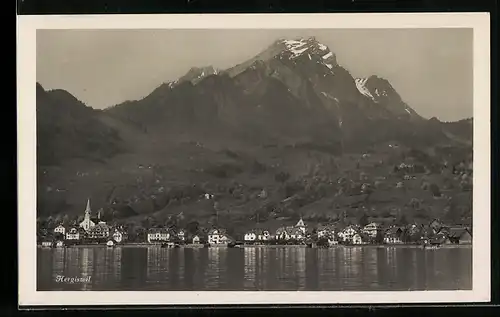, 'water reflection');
37,246,473,291
80,248,94,290
244,247,256,289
